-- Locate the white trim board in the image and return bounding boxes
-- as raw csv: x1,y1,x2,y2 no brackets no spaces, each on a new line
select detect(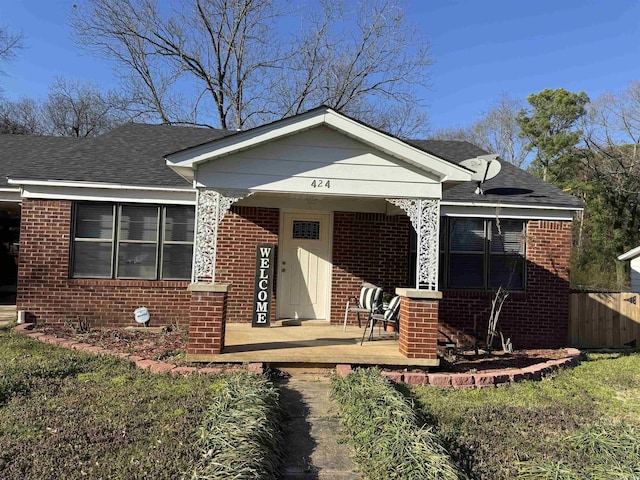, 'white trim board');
166,107,475,184
18,184,196,205
0,188,20,203
440,204,575,221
